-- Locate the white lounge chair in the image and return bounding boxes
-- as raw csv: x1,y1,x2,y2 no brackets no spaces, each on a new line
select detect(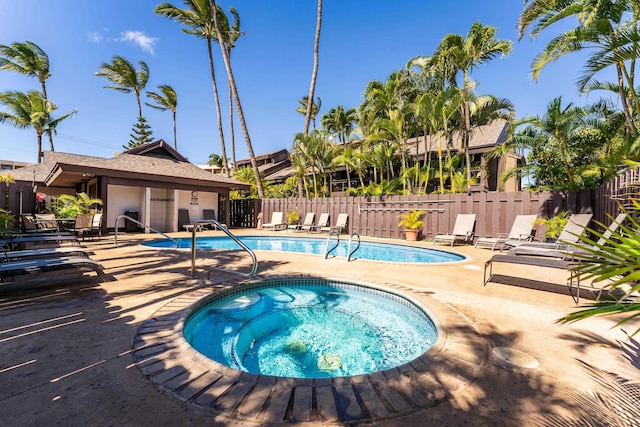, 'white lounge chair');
433,214,476,246
501,213,593,252
296,213,316,232
508,213,627,260
325,213,349,234
262,212,287,231
179,209,202,232
203,209,226,230
310,213,330,233
475,214,538,251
